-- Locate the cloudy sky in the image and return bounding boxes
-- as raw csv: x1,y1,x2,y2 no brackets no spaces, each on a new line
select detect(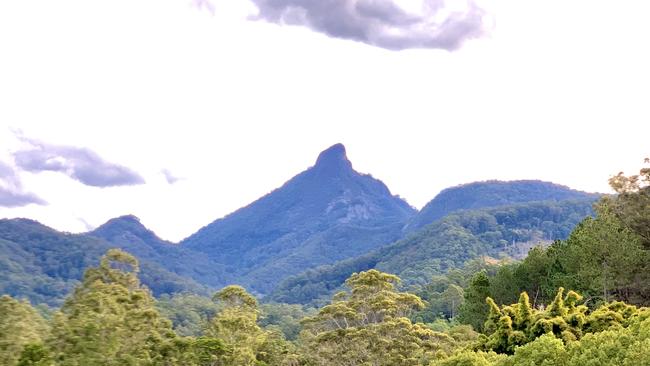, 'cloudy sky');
1,0,649,241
